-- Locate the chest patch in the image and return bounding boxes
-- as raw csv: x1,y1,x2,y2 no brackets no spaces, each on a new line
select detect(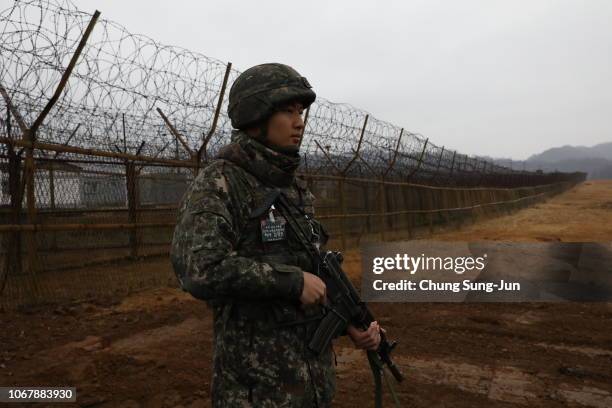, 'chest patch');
260,205,287,242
